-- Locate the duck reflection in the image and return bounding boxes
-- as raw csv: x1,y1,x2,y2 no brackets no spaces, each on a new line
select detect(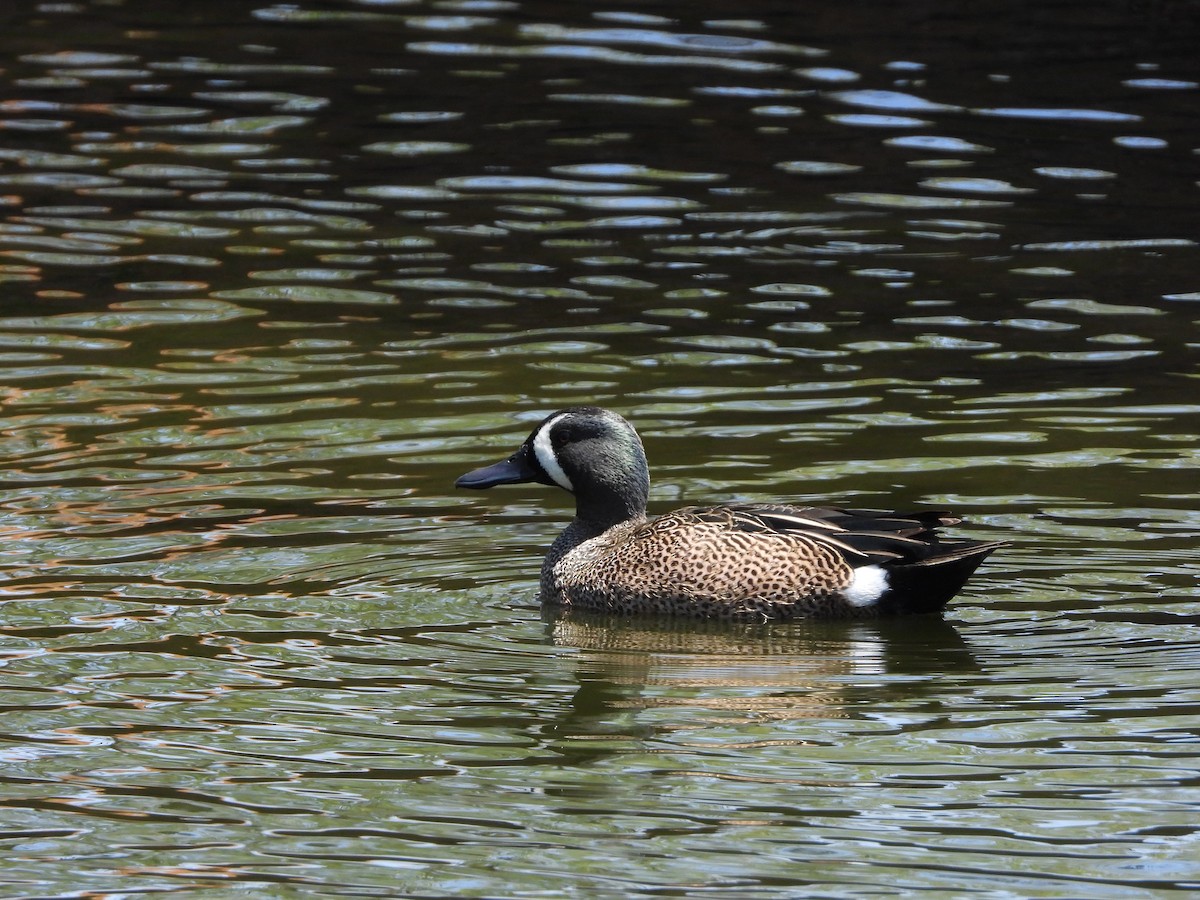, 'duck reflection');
544,608,979,738
549,607,976,672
